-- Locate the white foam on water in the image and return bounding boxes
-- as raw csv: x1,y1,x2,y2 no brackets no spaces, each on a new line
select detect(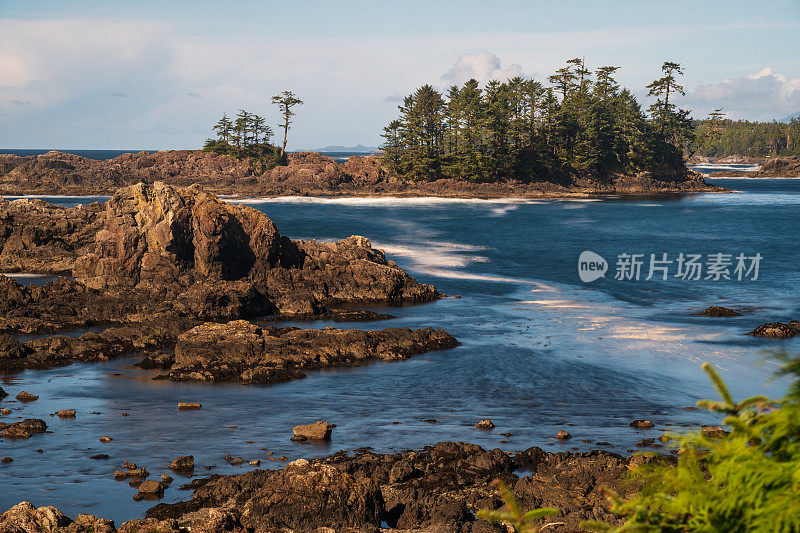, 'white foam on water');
2,272,52,279
228,196,541,207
